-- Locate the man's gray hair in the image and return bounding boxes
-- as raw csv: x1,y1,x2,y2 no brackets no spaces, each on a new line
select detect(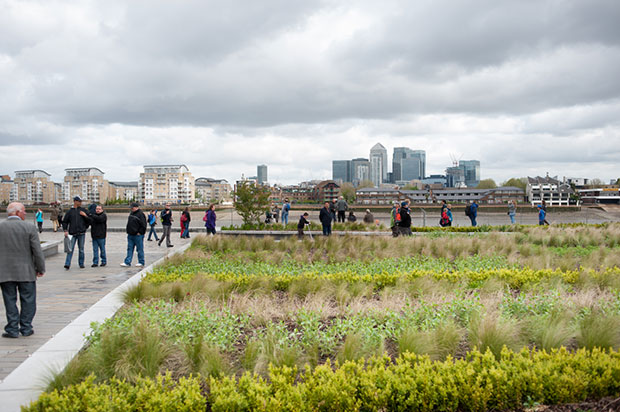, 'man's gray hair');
6,202,24,215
